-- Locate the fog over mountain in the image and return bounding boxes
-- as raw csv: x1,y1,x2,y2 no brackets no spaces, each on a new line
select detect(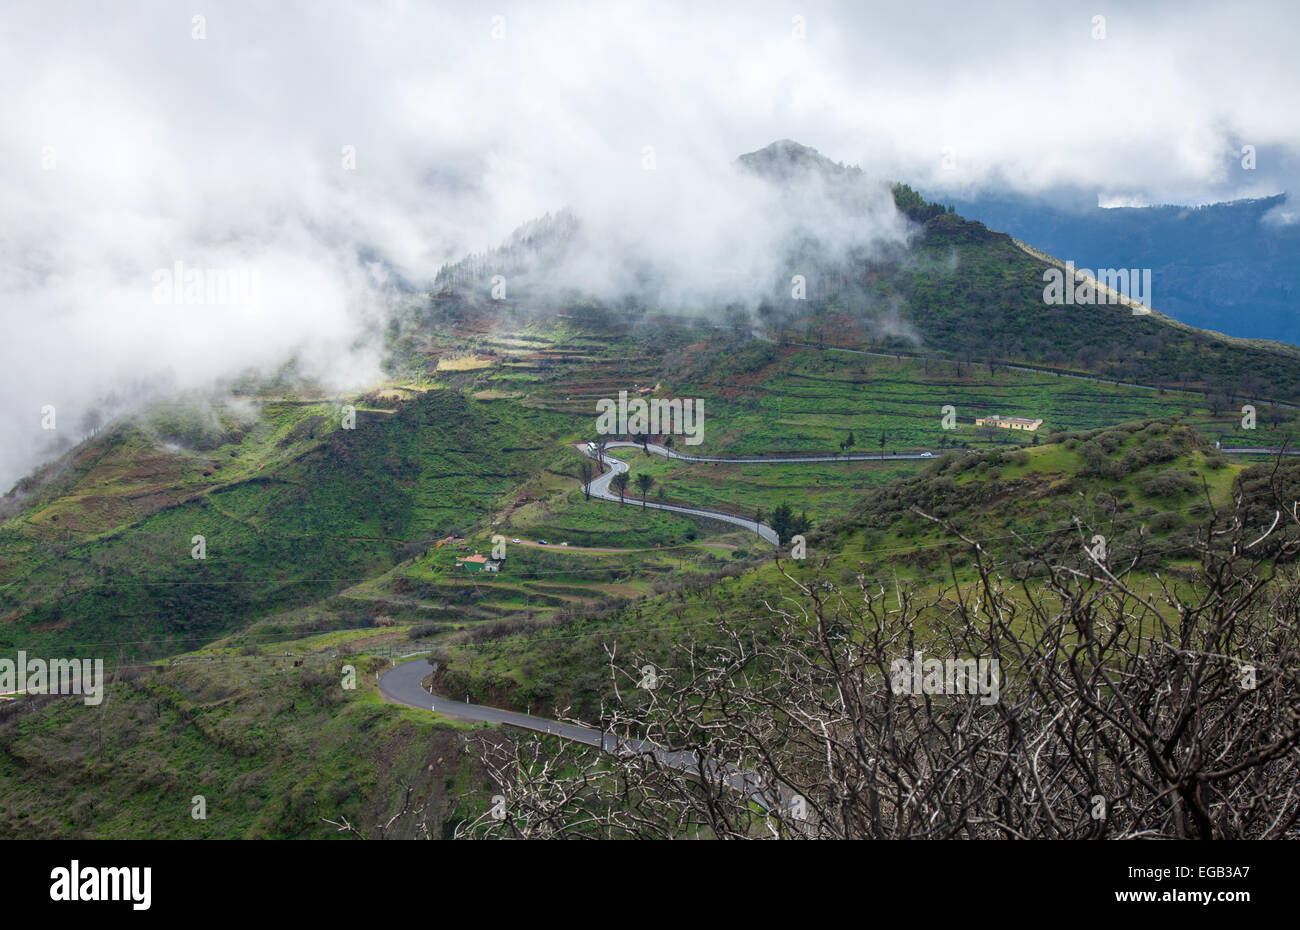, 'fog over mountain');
4,0,1300,491
434,140,916,309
